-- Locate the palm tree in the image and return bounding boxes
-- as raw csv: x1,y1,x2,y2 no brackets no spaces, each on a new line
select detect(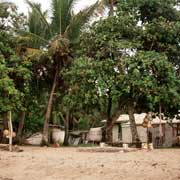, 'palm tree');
17,0,99,144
